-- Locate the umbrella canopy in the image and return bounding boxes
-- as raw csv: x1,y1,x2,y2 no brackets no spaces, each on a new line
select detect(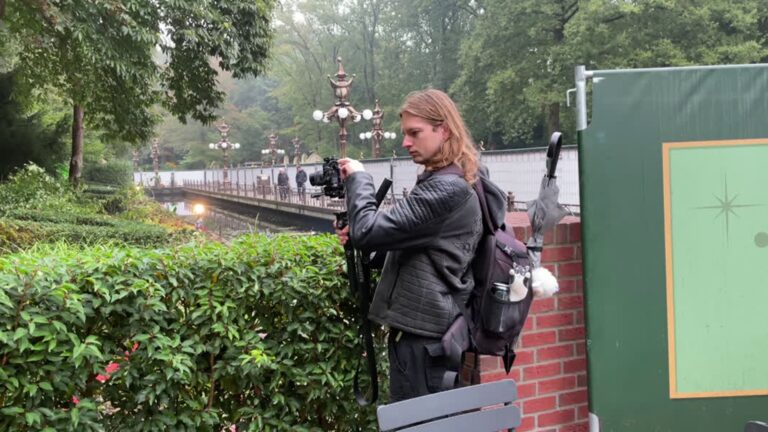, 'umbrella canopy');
527,132,568,268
